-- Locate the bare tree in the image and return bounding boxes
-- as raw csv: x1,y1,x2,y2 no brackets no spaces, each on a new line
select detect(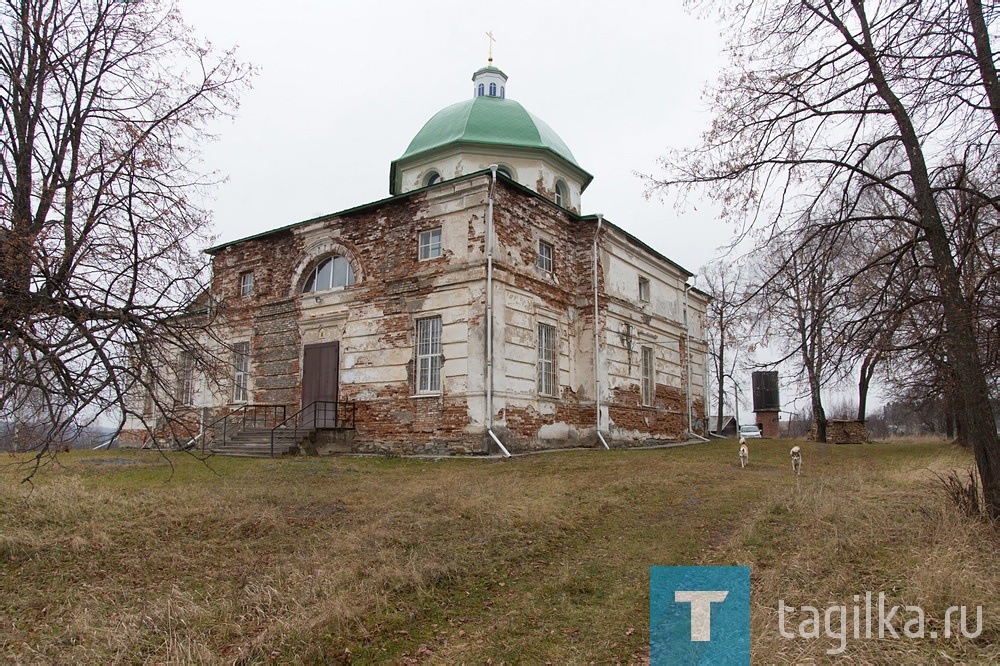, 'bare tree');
755,227,848,442
0,0,250,471
650,0,1000,517
702,259,749,435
